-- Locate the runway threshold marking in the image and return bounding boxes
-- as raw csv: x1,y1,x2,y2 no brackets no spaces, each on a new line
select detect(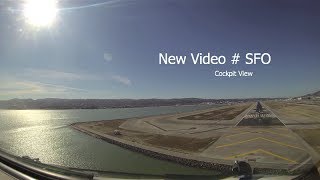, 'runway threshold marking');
261,102,287,127
224,148,298,164
215,137,305,151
